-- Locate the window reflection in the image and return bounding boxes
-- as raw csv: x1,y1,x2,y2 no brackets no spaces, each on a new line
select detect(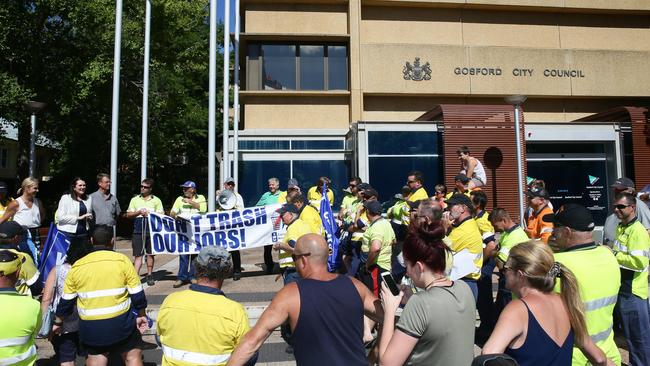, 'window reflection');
262,45,296,90
293,160,349,210
249,43,348,91
368,131,439,155
300,45,324,90
328,46,348,90
369,157,440,204
238,161,291,207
